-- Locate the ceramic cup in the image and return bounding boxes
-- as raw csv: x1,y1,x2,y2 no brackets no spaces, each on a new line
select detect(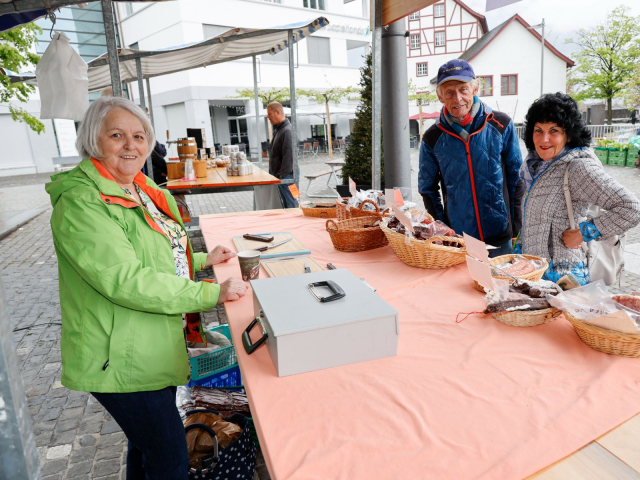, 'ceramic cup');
238,250,261,281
